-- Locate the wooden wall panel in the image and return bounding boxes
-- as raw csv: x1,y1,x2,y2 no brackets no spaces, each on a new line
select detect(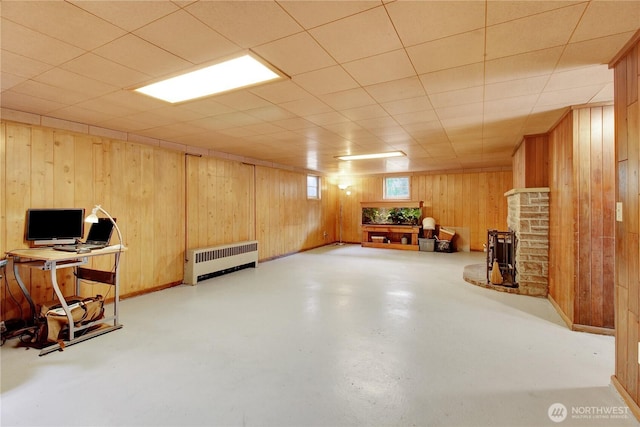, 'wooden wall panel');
548,105,616,331
548,111,574,323
612,31,640,419
341,170,512,250
1,121,185,320
254,166,336,260
185,155,255,253
512,135,549,188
